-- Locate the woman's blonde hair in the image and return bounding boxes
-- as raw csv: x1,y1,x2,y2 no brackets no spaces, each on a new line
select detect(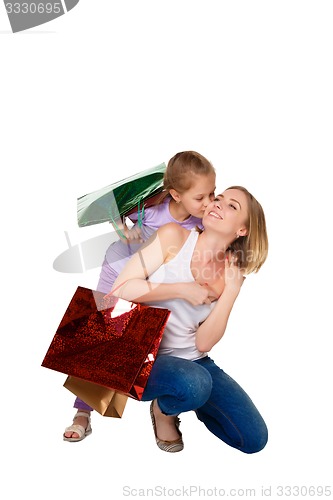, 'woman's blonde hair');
226,186,268,274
